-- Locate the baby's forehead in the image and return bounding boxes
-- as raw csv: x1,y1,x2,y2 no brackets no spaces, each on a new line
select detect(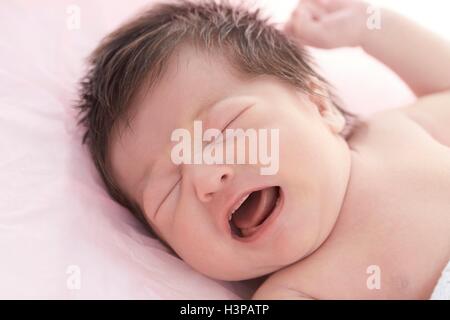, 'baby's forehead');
128,47,243,146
